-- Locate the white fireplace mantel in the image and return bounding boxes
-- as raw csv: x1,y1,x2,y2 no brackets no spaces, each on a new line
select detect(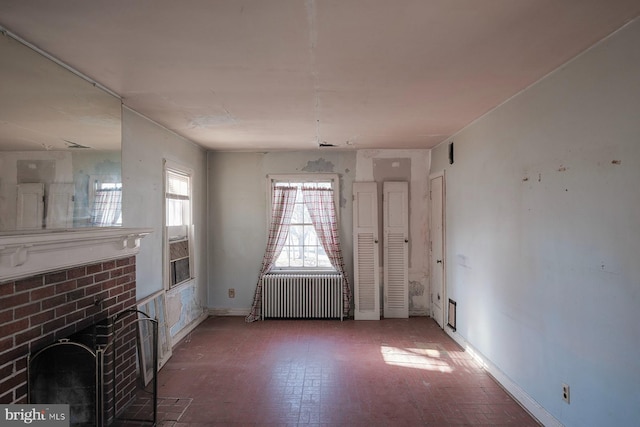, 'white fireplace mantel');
0,227,153,282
